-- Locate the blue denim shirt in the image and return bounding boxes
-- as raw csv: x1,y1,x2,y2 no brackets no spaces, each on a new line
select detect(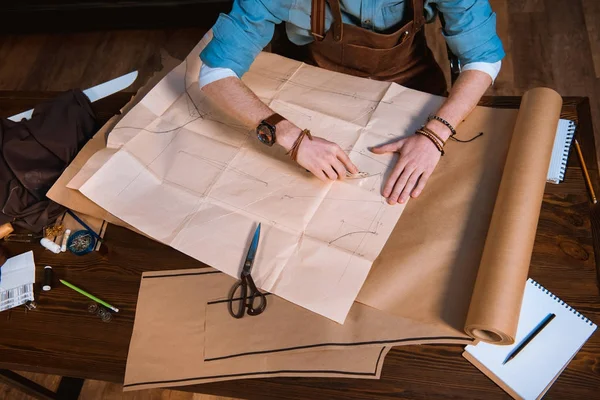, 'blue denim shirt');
200,0,505,78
